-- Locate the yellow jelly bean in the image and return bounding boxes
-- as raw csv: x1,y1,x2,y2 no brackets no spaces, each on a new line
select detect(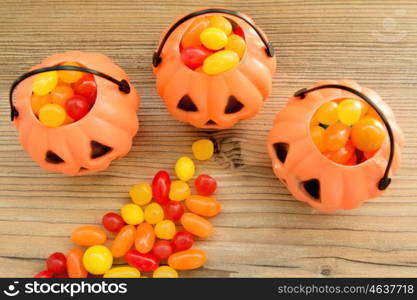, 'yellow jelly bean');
200,27,228,50
337,99,363,125
38,104,66,128
103,266,141,278
32,71,58,96
121,203,144,225
310,125,326,152
169,181,191,201
153,266,178,278
175,156,195,182
315,101,339,125
58,62,84,84
155,220,176,240
225,34,246,58
144,202,164,224
192,139,214,160
203,50,239,75
31,94,50,116
208,15,232,35
129,183,152,206
83,245,113,275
